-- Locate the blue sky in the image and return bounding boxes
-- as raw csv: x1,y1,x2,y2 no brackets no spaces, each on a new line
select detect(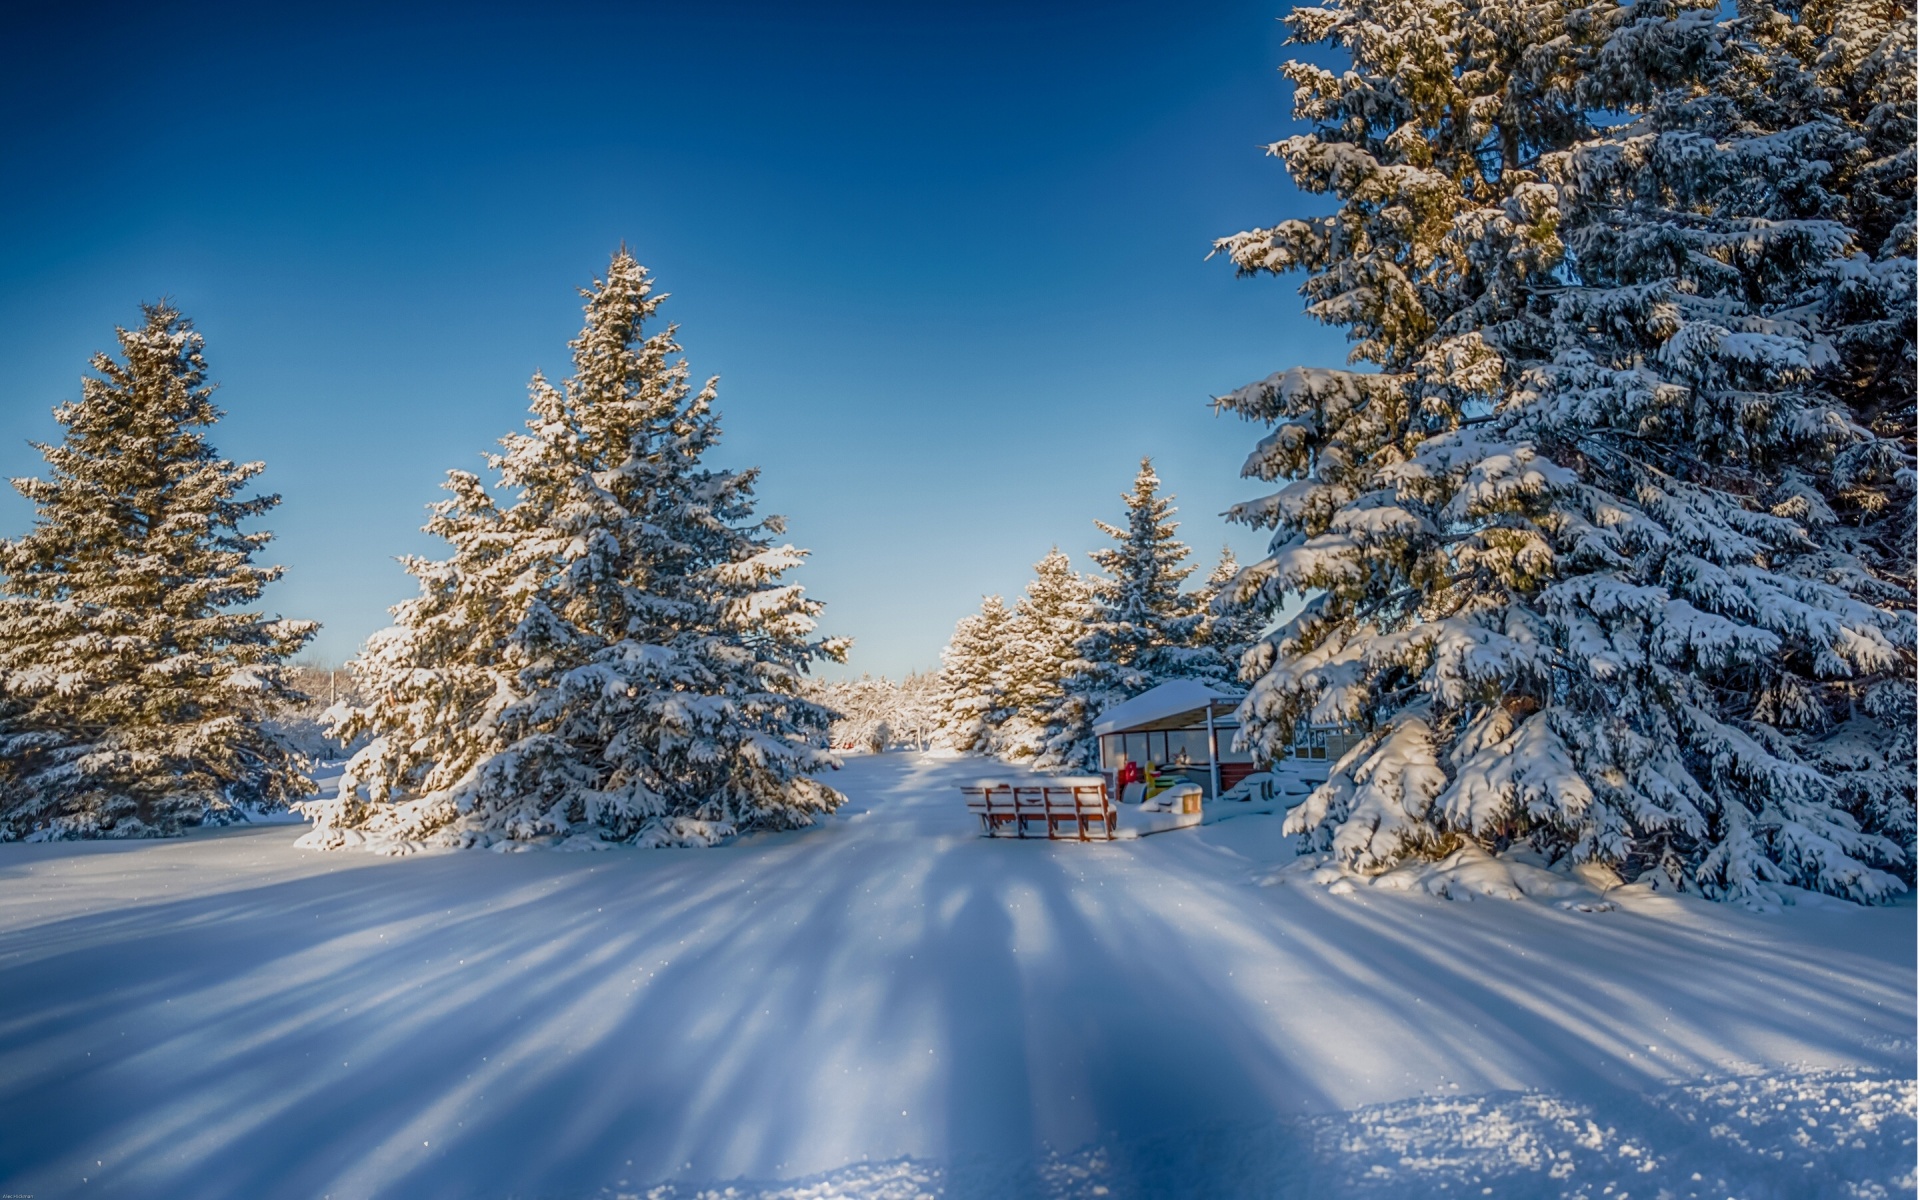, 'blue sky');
0,1,1337,677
